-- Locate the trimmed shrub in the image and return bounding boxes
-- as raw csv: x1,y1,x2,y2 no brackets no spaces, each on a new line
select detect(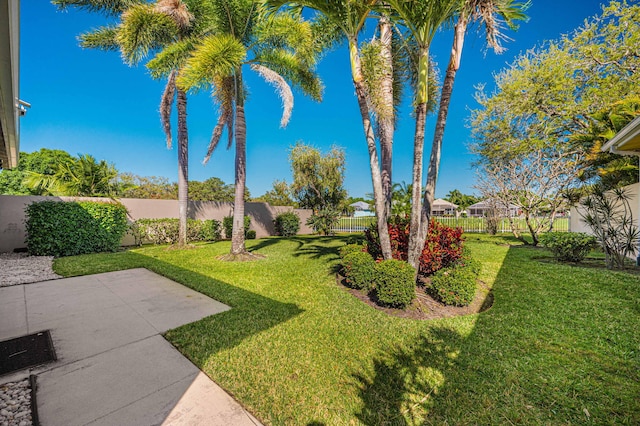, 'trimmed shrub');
134,218,221,245
306,208,340,235
365,217,464,276
274,212,300,237
339,244,365,259
25,200,128,256
427,263,478,307
539,232,597,263
246,230,257,239
373,259,416,309
342,251,376,291
223,215,251,239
